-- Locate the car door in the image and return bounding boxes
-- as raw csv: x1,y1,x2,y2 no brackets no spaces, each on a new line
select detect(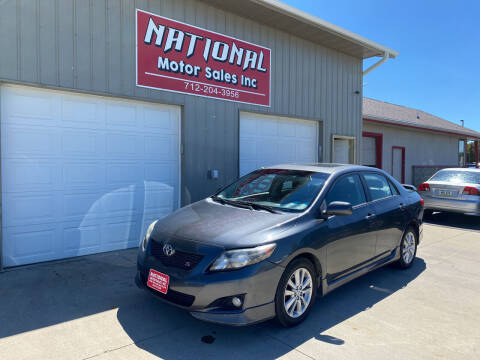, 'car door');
361,172,406,256
324,173,378,281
